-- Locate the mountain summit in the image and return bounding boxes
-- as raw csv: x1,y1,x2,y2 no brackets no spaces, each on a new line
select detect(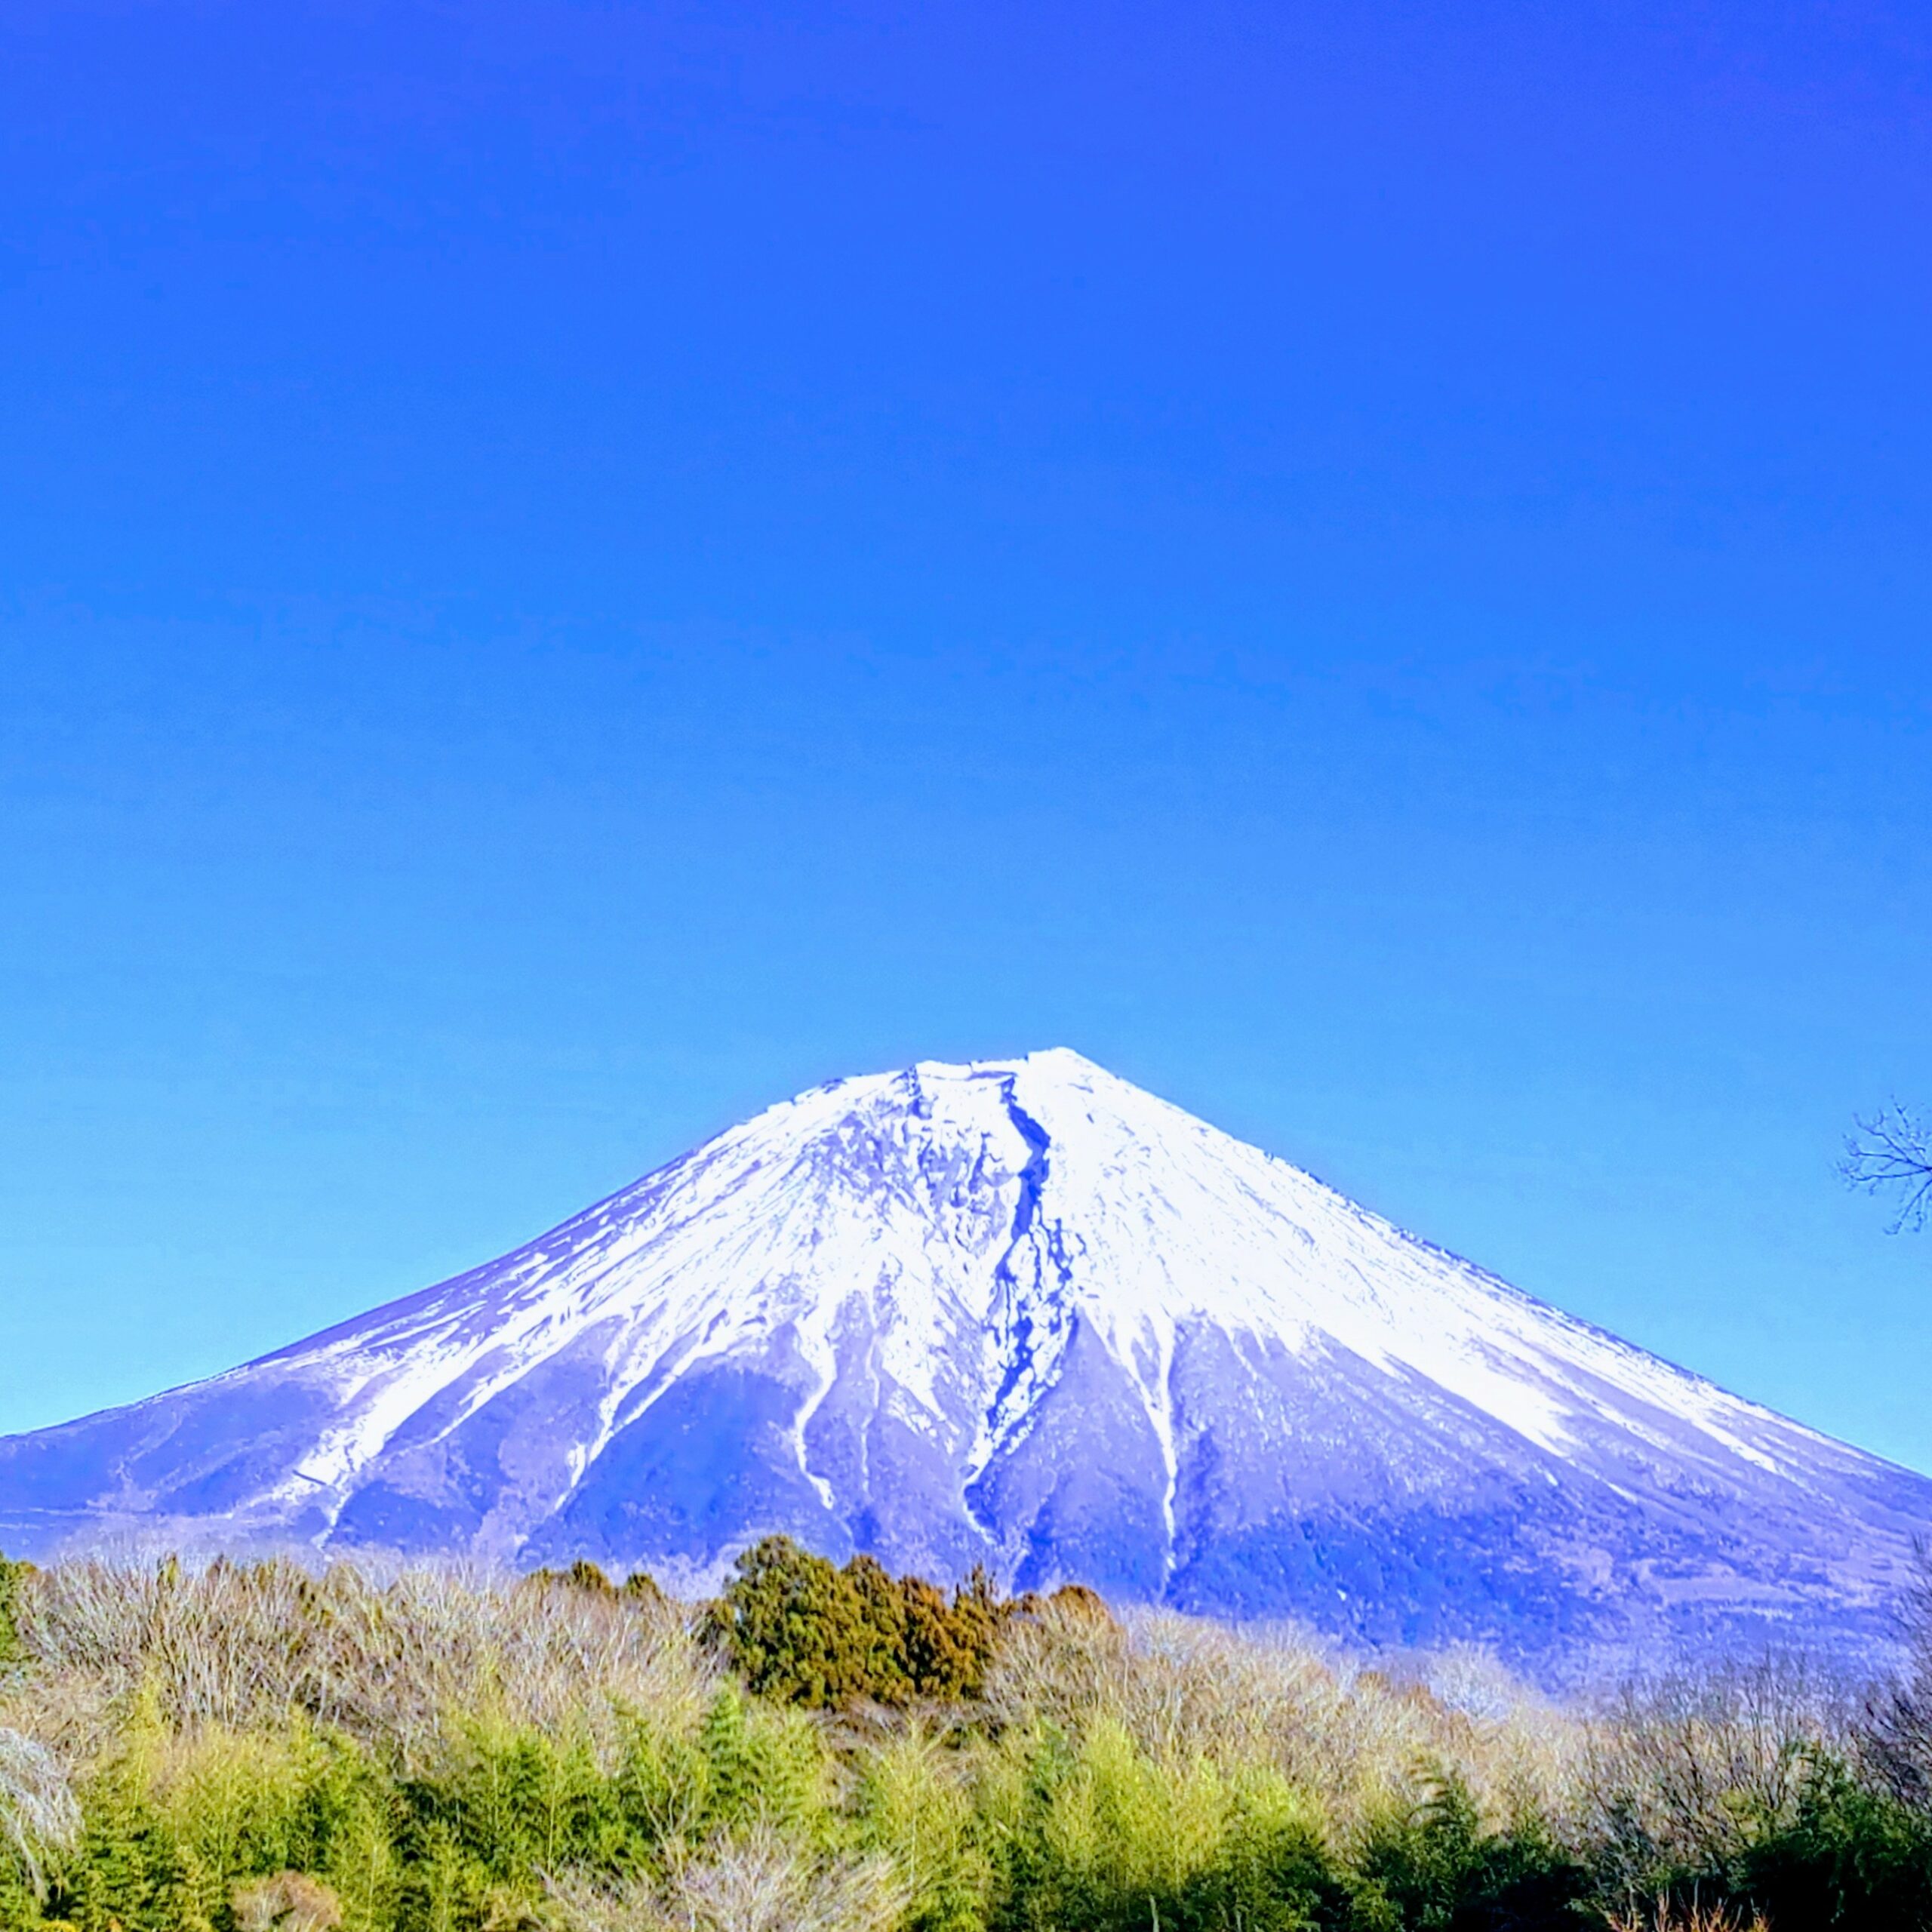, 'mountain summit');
3,1049,1926,1677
